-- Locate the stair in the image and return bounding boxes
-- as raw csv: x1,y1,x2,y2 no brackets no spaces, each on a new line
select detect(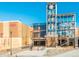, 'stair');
44,47,74,56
